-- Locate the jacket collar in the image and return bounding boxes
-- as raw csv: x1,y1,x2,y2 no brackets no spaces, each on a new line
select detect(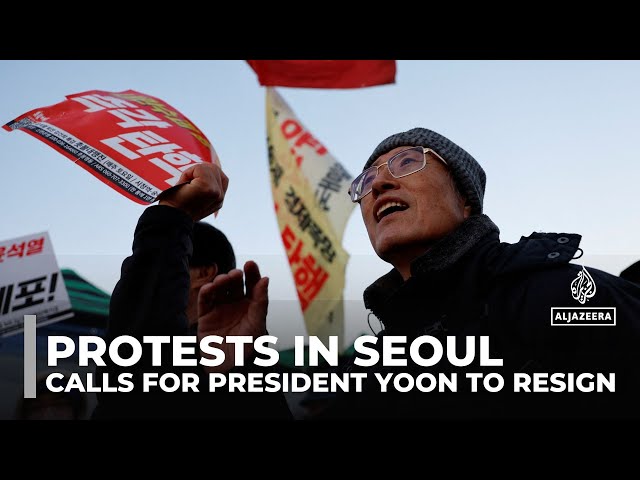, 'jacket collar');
363,214,500,314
